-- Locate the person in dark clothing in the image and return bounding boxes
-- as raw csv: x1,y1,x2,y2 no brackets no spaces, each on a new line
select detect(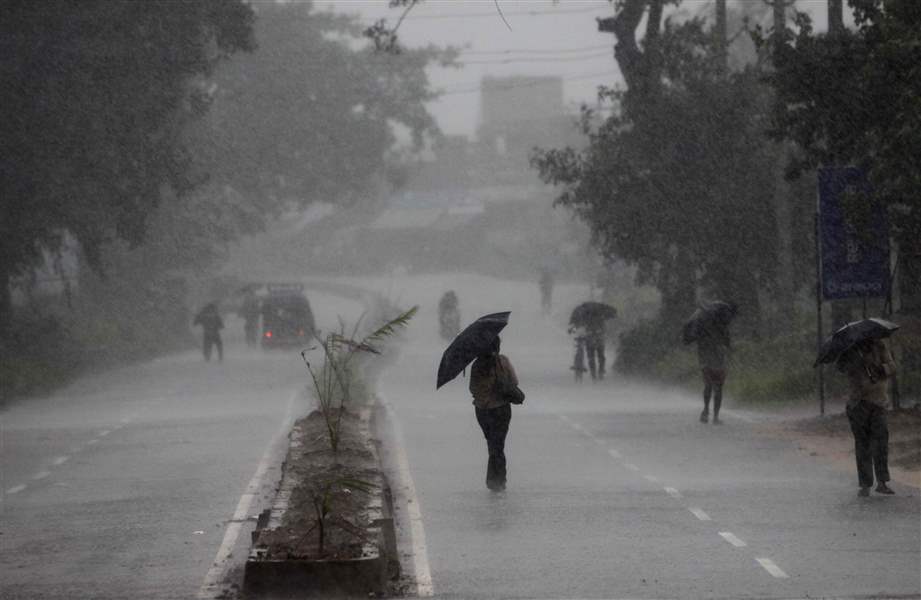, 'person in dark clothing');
239,289,260,348
438,291,460,340
539,268,554,313
193,302,224,362
584,325,606,381
469,336,518,491
697,323,730,424
838,338,896,496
